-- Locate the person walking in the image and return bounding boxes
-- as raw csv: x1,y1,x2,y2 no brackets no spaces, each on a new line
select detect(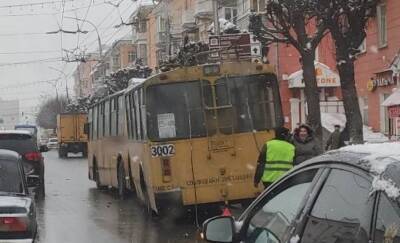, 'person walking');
254,127,295,189
292,124,322,165
325,124,345,150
